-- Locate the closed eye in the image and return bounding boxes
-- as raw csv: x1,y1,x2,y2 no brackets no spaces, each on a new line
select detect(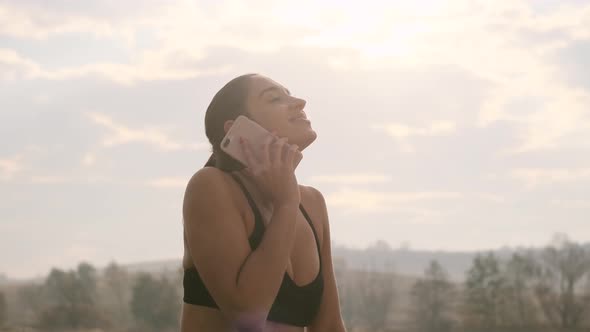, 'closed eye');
260,86,291,100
